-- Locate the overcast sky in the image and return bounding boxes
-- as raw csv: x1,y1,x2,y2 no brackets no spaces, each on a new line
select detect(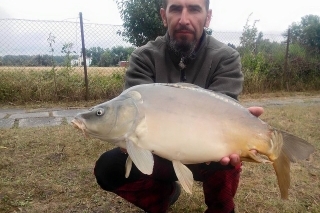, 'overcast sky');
1,0,320,33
